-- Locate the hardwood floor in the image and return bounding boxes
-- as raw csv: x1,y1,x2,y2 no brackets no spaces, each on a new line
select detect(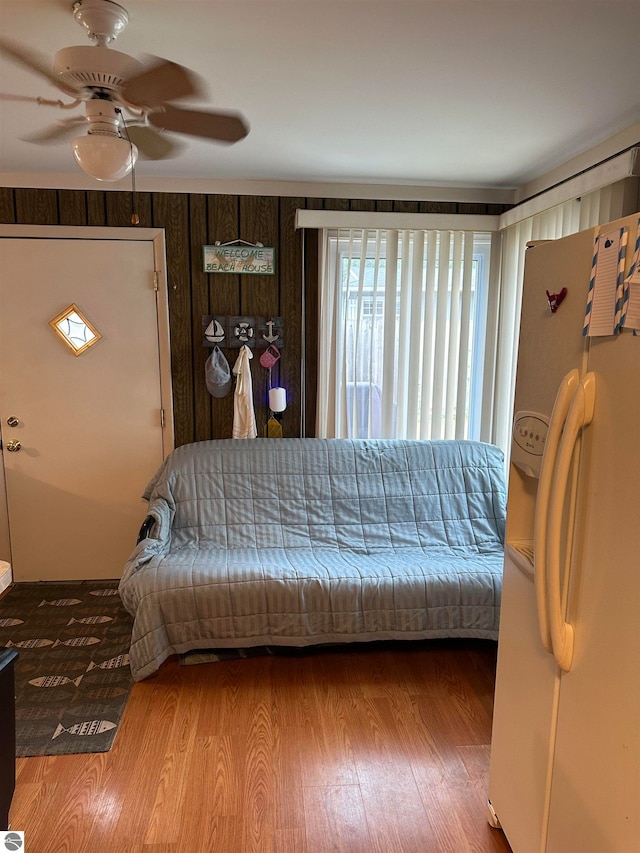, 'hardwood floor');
10,640,512,853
